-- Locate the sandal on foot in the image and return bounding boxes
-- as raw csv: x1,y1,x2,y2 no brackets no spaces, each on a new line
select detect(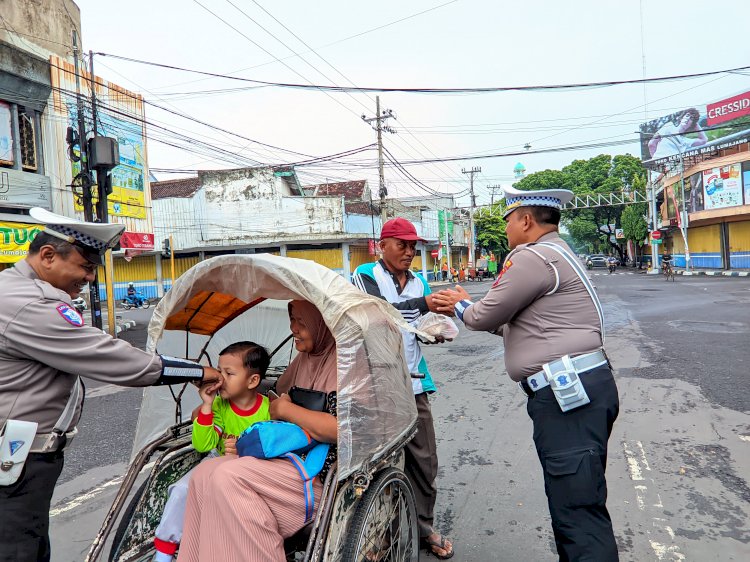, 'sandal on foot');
421,535,454,560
